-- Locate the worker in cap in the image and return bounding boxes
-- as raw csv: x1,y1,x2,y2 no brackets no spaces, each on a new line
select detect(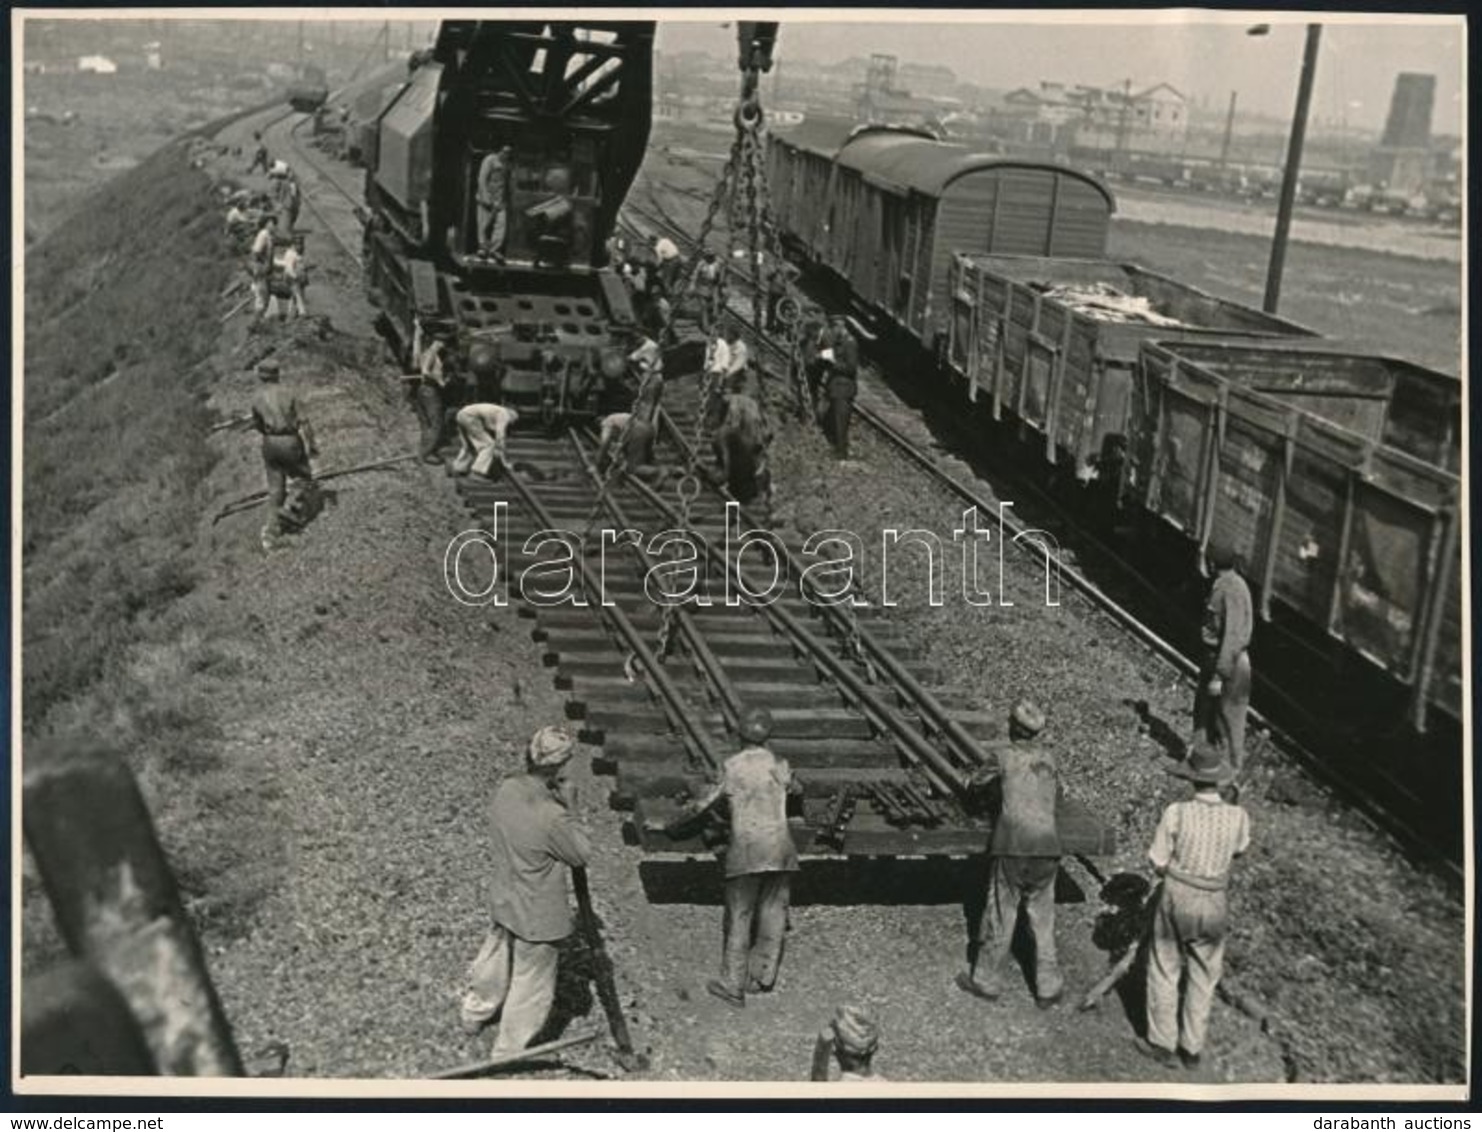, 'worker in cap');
405,318,452,464
663,706,802,1007
1136,737,1251,1071
810,1004,884,1081
248,358,317,550
1195,541,1253,772
476,145,512,260
460,725,591,1055
817,314,860,462
958,699,1065,1008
